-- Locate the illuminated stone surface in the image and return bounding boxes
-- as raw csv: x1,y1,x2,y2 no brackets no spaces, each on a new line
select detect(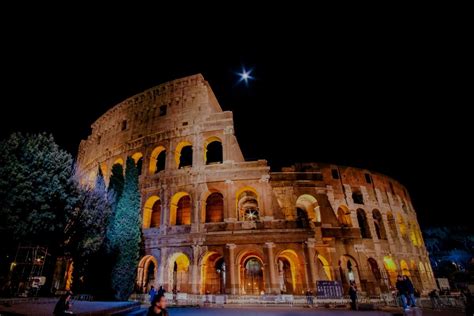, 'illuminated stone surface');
78,74,435,296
